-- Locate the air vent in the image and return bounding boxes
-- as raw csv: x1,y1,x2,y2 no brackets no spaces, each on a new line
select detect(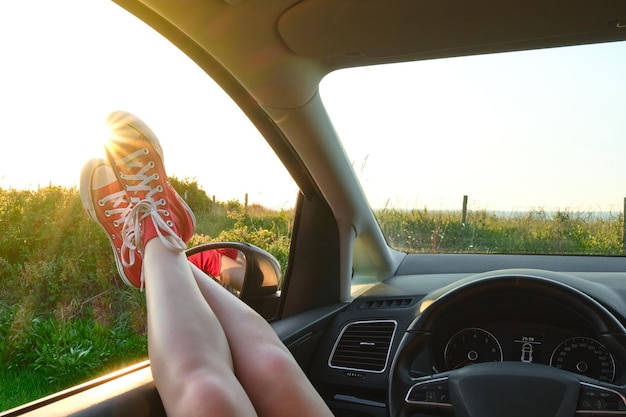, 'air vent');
329,320,397,373
359,298,414,310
